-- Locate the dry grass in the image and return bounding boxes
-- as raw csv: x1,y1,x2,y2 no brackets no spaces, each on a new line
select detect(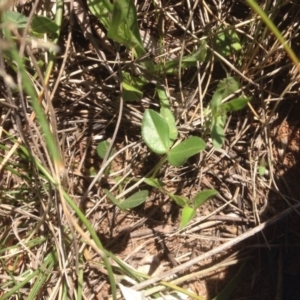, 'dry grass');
0,0,300,299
